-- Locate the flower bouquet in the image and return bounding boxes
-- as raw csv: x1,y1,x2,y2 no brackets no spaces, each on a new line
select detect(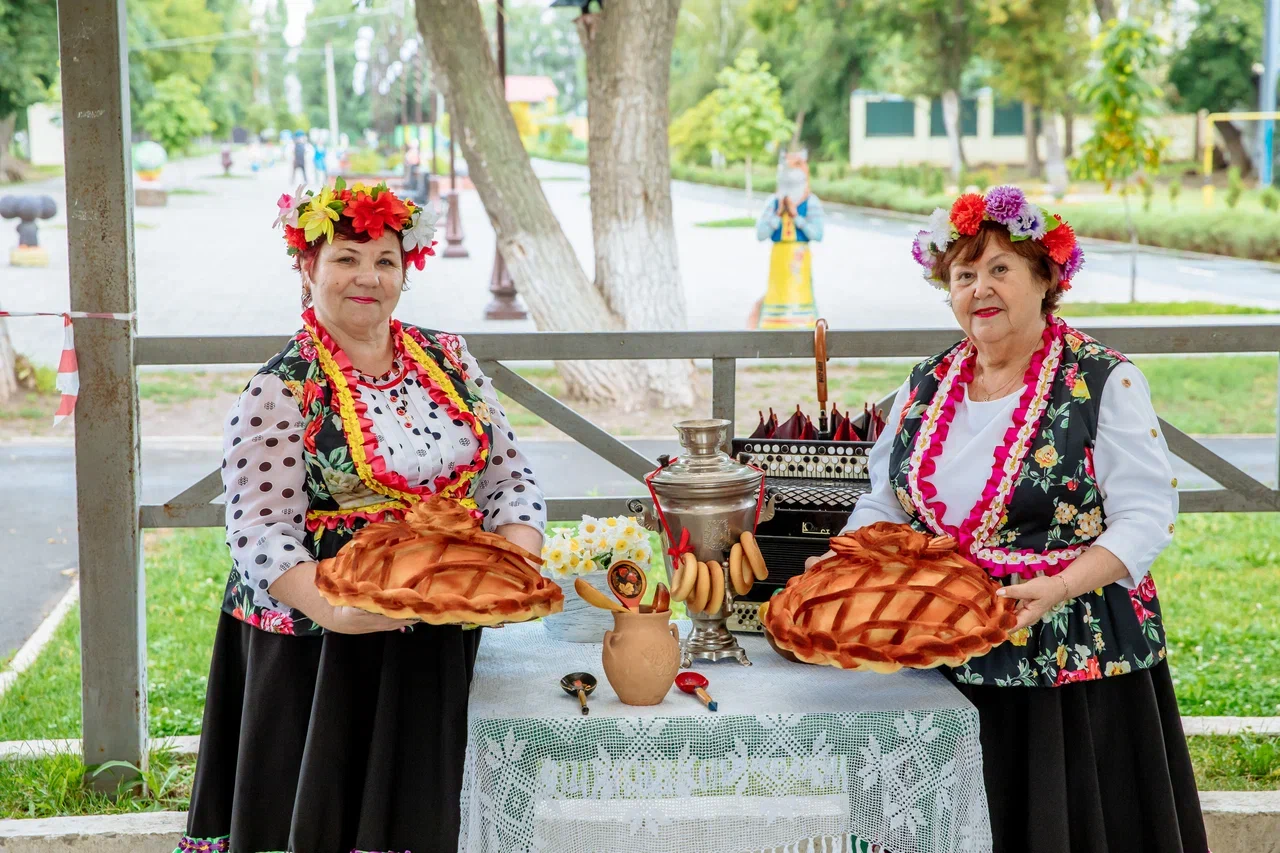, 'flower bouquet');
541,515,654,643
